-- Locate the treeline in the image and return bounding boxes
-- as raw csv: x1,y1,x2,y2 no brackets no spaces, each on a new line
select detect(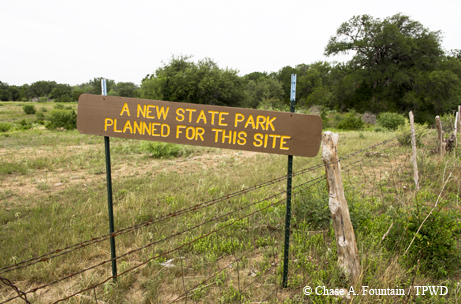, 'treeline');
2,14,461,124
0,78,139,103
